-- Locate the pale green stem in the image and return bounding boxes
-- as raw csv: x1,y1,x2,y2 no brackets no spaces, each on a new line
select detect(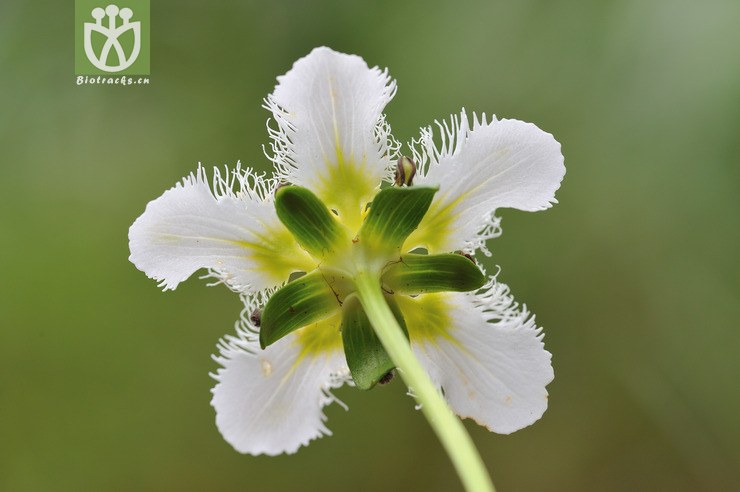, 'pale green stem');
354,270,495,492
